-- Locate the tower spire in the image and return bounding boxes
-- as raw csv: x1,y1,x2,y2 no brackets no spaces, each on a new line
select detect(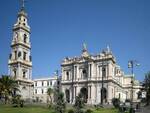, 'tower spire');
21,0,26,10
